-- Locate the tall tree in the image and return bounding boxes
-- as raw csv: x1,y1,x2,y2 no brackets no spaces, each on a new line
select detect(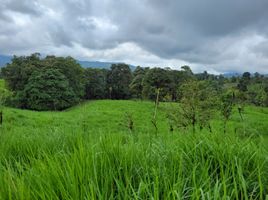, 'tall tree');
84,68,108,99
1,53,43,91
237,72,251,92
142,68,172,101
2,54,84,110
129,66,148,98
44,56,85,98
107,64,133,99
22,68,78,111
